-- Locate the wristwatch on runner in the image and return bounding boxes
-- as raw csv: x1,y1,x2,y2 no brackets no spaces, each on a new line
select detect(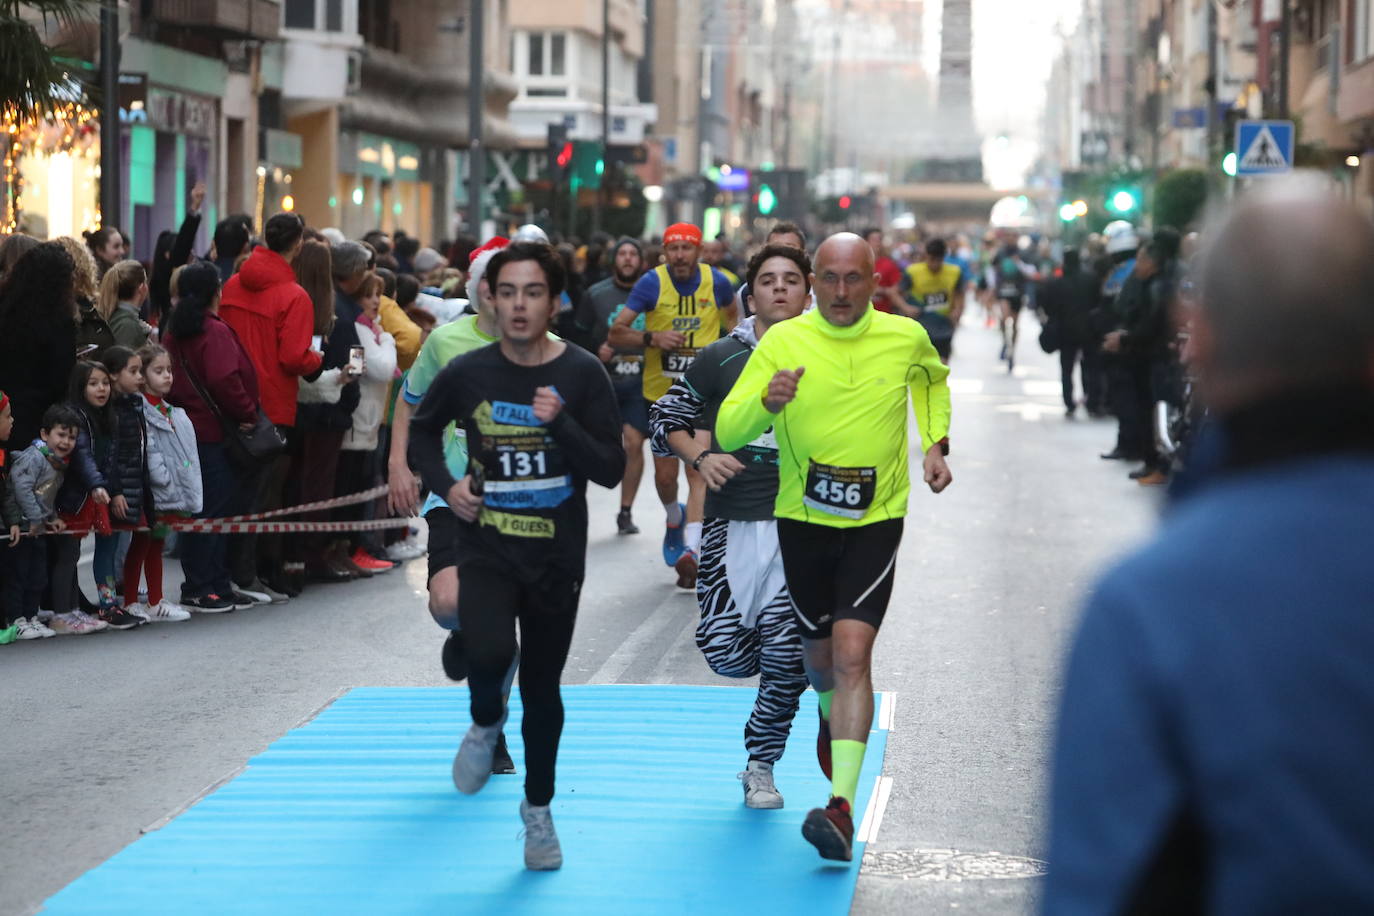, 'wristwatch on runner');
692,450,713,470
643,331,653,348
